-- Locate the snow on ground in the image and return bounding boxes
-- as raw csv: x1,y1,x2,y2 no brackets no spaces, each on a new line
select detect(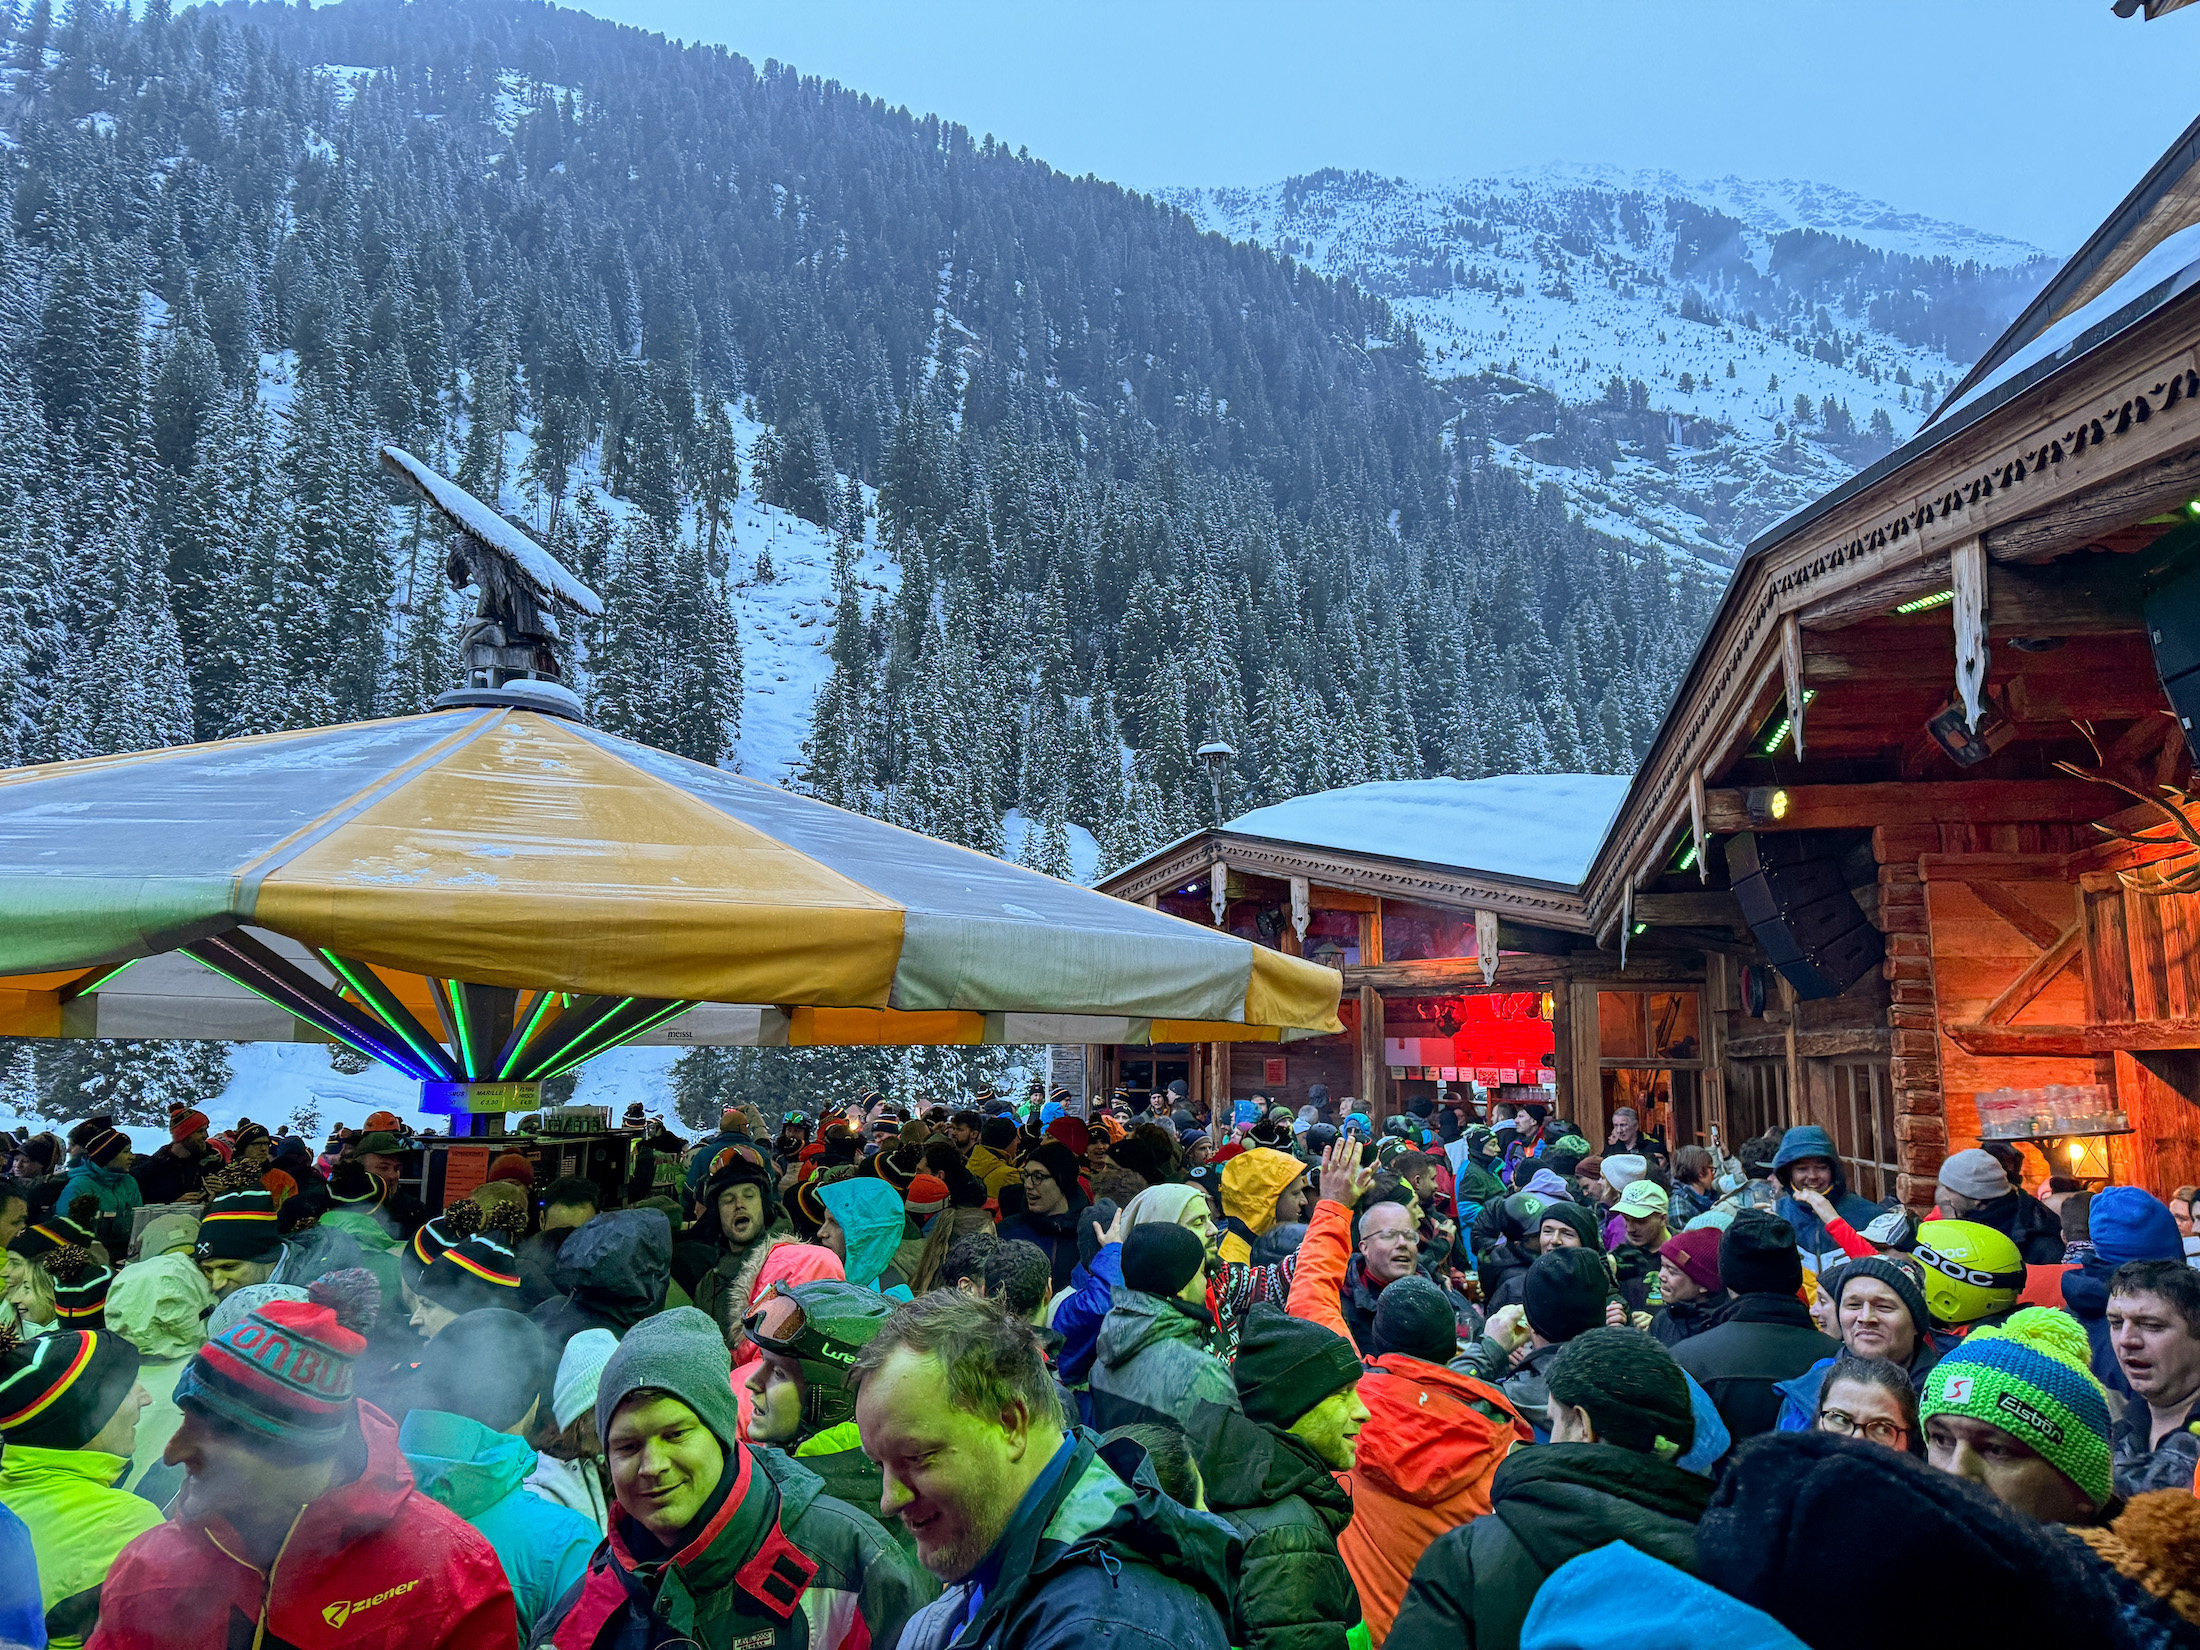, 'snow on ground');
1225,774,1633,888
1000,809,1104,886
